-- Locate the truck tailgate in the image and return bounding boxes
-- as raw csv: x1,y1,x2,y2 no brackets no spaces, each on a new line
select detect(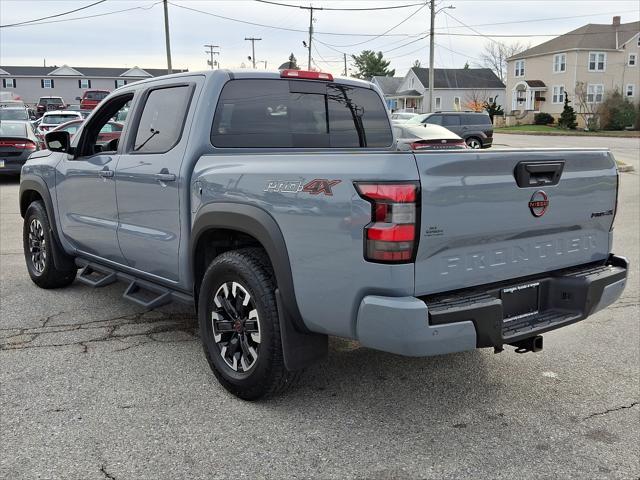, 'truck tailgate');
414,149,618,296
